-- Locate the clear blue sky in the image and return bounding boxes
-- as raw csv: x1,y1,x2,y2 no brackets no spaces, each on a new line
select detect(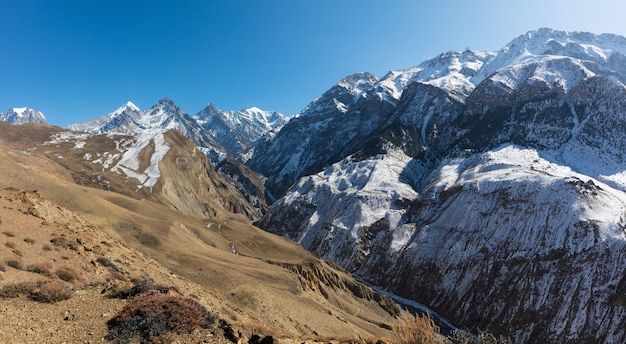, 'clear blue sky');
2,0,625,126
